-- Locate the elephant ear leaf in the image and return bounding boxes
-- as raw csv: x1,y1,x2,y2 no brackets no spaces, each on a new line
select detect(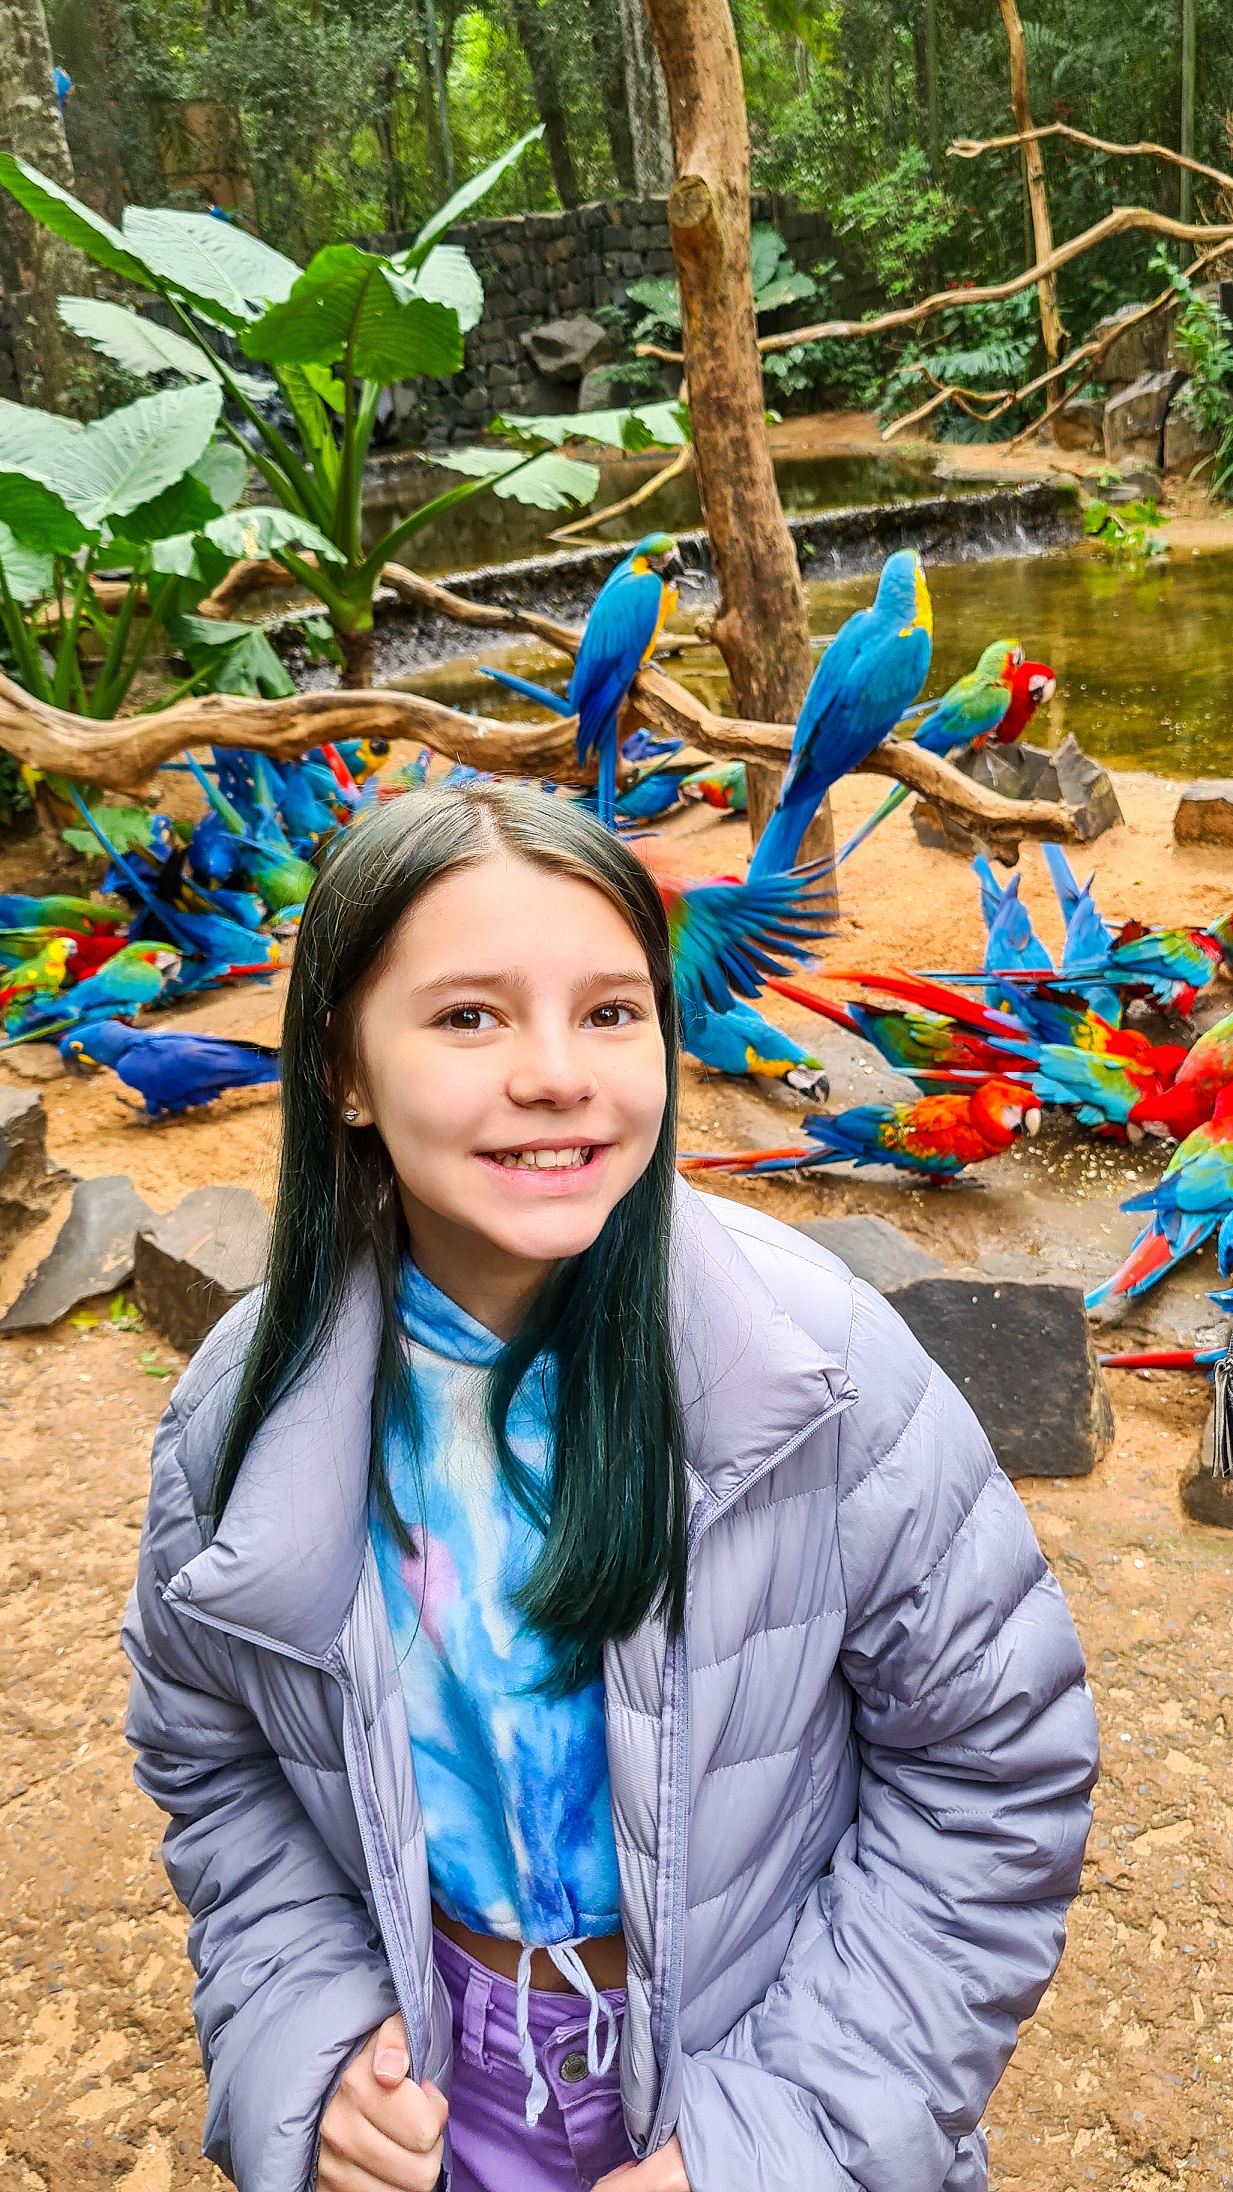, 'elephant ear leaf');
0,155,154,287
402,245,484,333
68,383,224,532
434,446,599,511
403,125,545,268
0,397,94,551
57,295,274,401
120,207,302,330
241,245,463,381
0,519,54,604
108,436,247,547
